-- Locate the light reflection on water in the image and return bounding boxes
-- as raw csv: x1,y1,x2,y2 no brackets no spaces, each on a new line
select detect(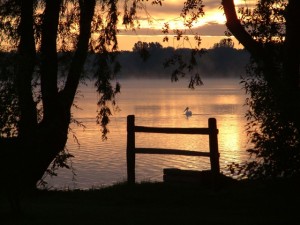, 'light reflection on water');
45,78,251,189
